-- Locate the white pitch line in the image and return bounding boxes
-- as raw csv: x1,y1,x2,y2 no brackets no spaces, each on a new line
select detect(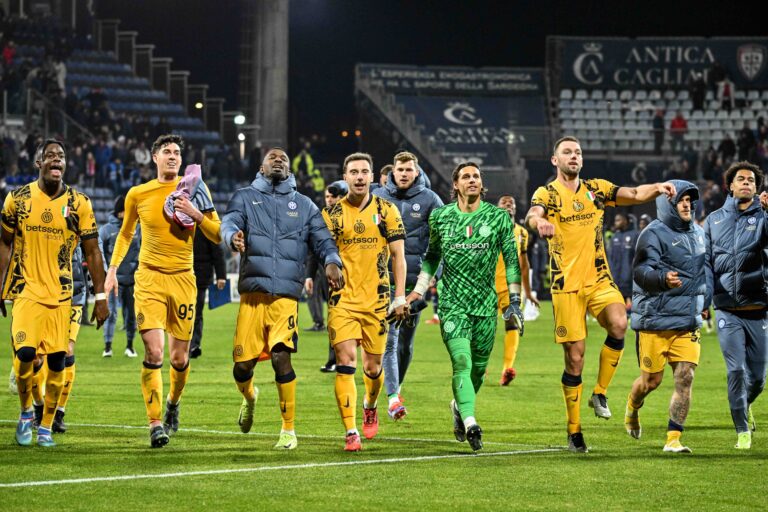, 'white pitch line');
0,419,548,448
0,448,564,488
